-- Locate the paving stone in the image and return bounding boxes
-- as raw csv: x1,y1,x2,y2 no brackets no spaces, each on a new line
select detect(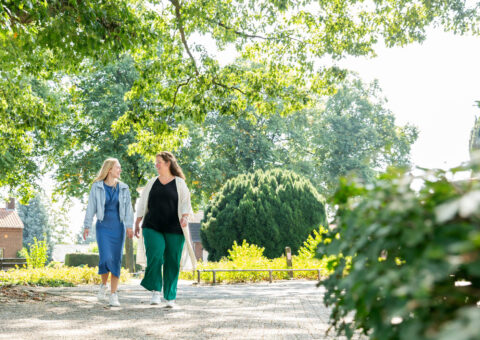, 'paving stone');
0,279,367,339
